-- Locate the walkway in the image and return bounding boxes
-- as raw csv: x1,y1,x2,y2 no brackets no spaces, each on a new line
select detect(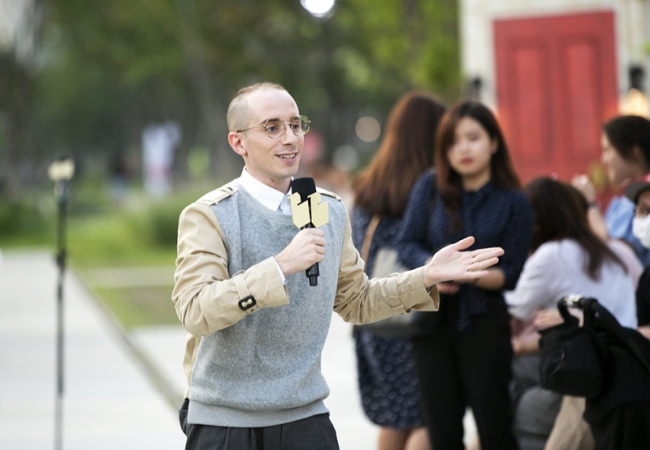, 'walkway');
0,250,379,449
